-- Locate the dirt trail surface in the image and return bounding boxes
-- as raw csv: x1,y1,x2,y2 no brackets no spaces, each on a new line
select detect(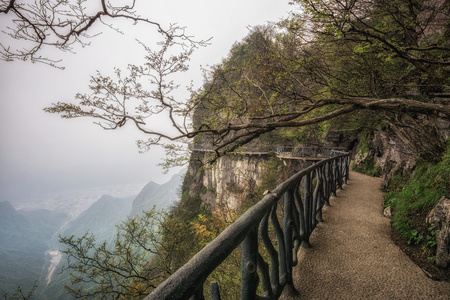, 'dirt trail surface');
282,171,450,299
